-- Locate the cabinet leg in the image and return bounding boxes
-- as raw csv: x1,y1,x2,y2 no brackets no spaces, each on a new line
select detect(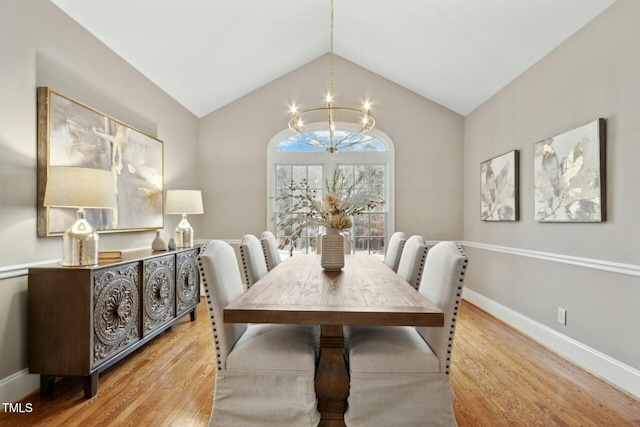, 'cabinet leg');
190,308,197,322
40,375,55,397
83,372,99,398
